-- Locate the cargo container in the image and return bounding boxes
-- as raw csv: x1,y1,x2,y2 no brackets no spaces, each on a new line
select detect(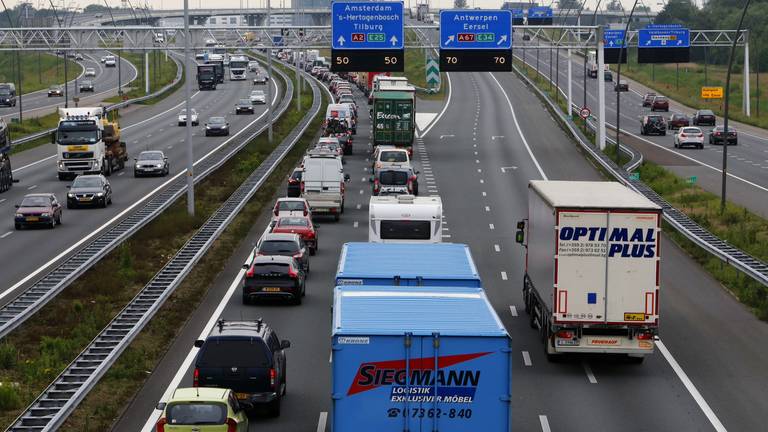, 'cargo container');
336,242,481,287
516,180,661,362
372,91,415,154
332,286,511,432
